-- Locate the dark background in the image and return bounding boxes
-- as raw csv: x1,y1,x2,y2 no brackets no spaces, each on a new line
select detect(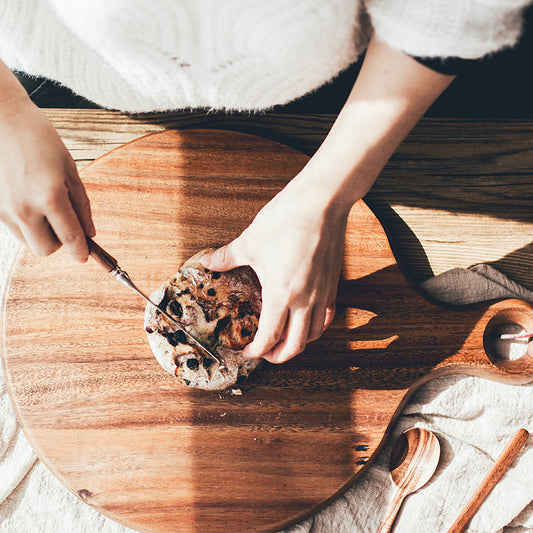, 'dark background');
16,5,533,119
